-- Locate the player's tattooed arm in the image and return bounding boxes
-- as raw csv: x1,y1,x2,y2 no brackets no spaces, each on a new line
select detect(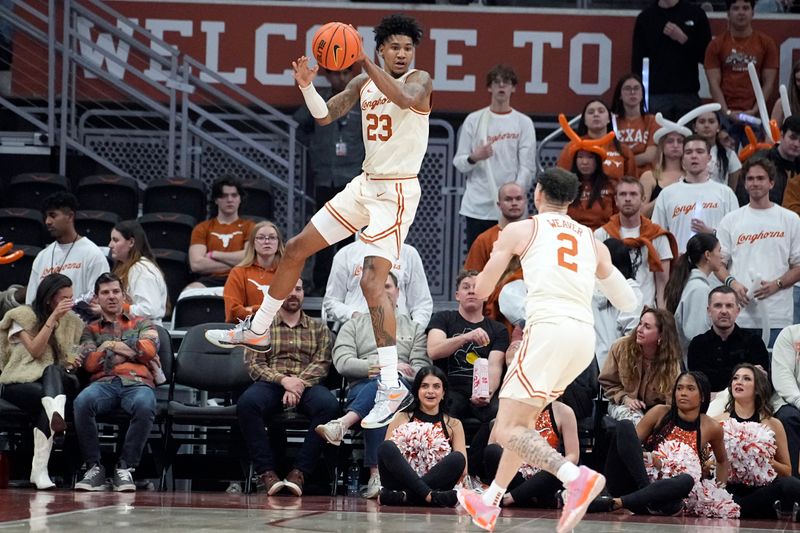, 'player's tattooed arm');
324,73,369,123
507,429,567,476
